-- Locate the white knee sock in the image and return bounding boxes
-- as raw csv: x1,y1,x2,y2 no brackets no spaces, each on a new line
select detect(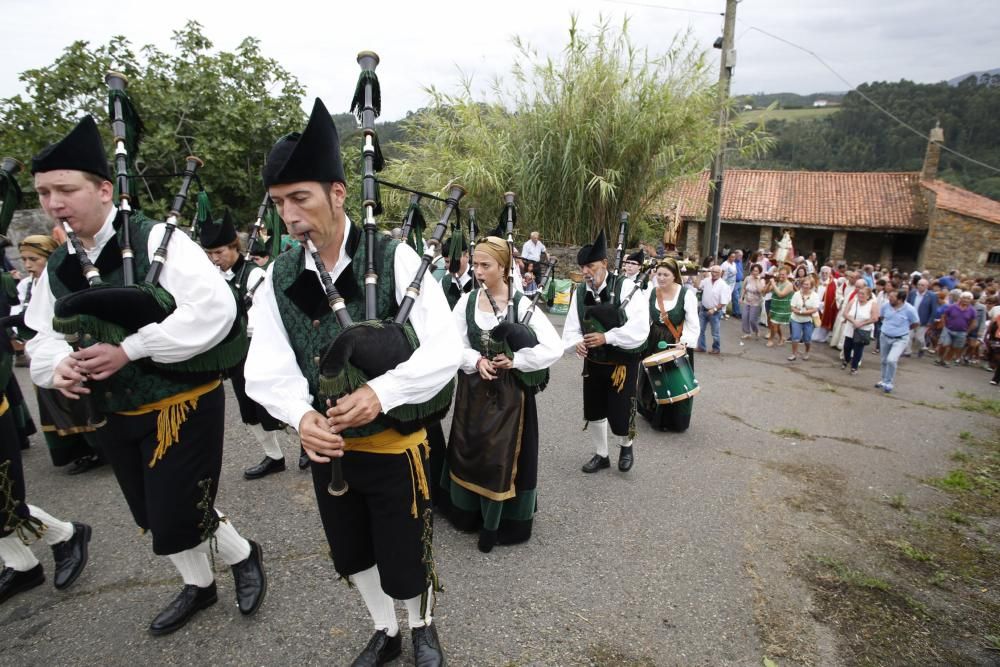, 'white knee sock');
207,511,251,565
167,549,214,587
0,533,40,572
589,419,609,458
404,587,434,629
26,505,74,546
350,565,399,636
614,434,634,450
249,423,284,461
